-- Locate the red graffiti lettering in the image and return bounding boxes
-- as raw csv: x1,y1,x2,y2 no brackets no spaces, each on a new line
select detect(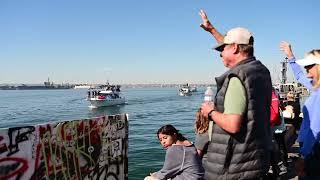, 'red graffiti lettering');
0,157,28,179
